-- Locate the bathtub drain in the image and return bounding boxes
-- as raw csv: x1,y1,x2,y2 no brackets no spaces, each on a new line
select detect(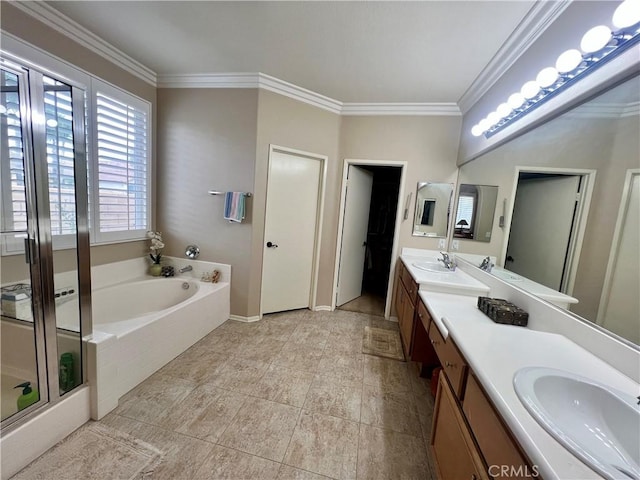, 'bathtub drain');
182,282,190,290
